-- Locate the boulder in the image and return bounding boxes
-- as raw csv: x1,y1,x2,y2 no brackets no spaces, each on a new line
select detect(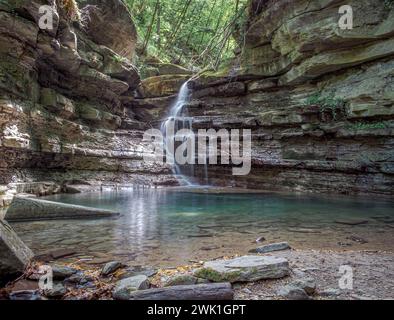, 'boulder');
112,275,150,300
194,255,290,283
0,219,34,281
5,196,120,222
249,242,291,254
